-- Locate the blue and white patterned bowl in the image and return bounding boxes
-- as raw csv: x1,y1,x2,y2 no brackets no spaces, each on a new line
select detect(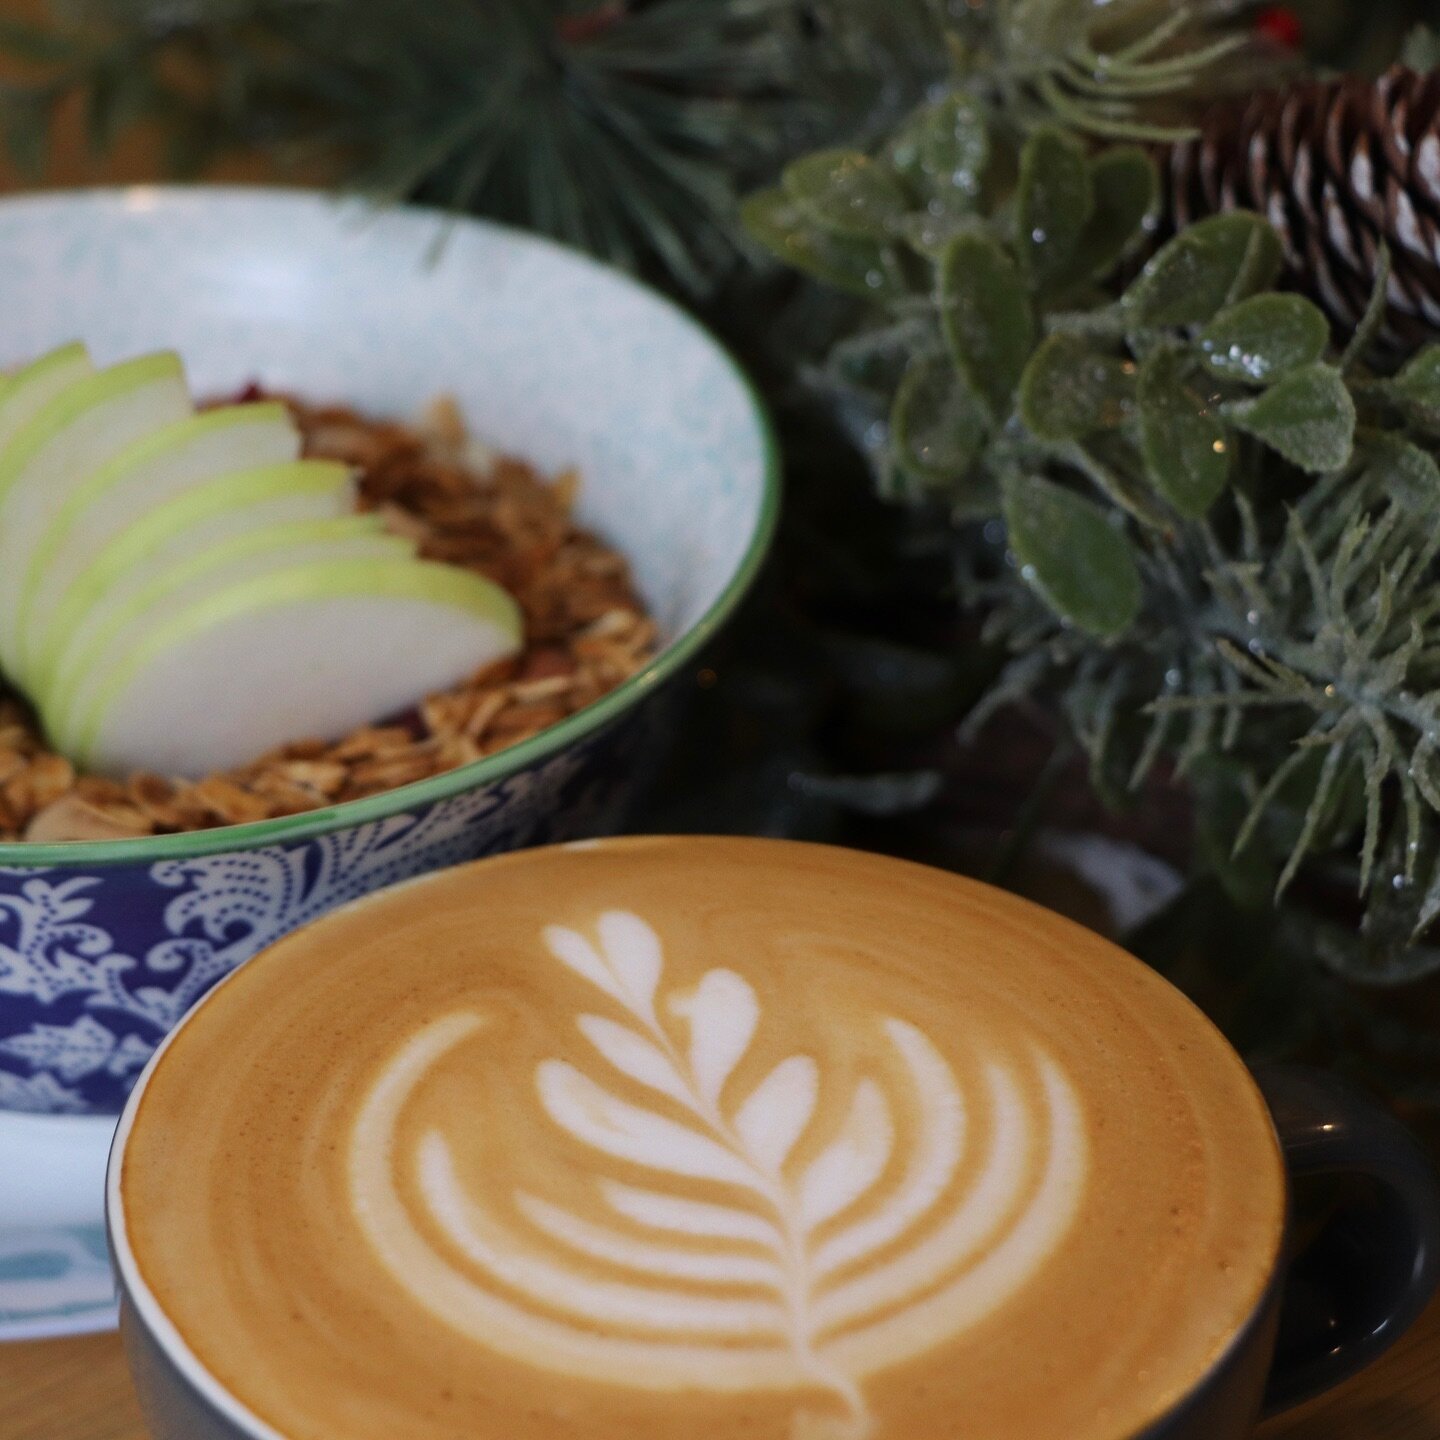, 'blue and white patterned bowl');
0,187,778,1122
